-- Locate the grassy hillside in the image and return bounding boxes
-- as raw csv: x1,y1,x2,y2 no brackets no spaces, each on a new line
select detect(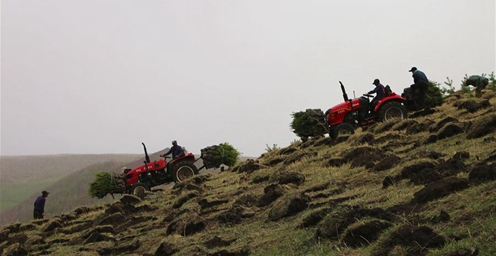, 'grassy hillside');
0,179,58,212
0,154,142,214
1,90,496,255
0,148,231,226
